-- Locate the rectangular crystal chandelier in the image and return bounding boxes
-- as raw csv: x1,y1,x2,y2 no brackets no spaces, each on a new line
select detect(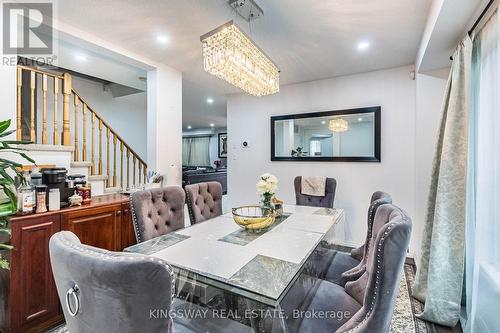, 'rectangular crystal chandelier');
200,21,279,96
